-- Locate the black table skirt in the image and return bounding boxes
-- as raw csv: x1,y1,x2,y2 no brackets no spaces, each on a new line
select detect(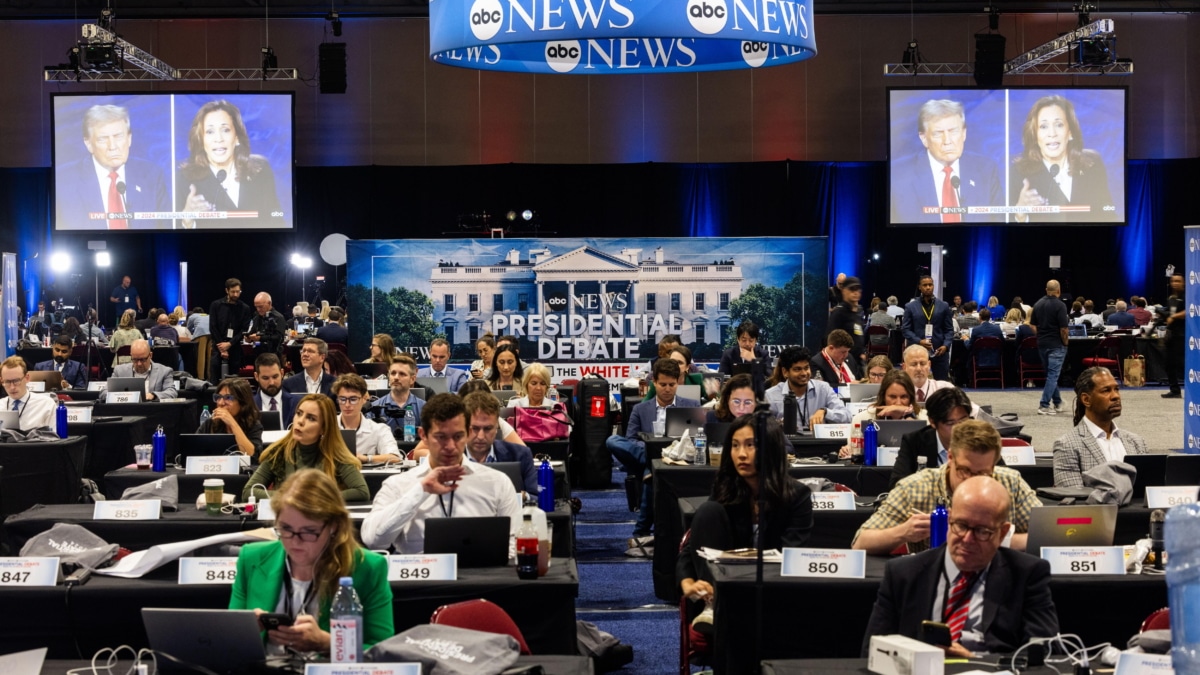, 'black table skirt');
712,556,1165,674
0,558,579,659
43,656,594,675
93,400,200,465
0,437,87,518
69,415,148,482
